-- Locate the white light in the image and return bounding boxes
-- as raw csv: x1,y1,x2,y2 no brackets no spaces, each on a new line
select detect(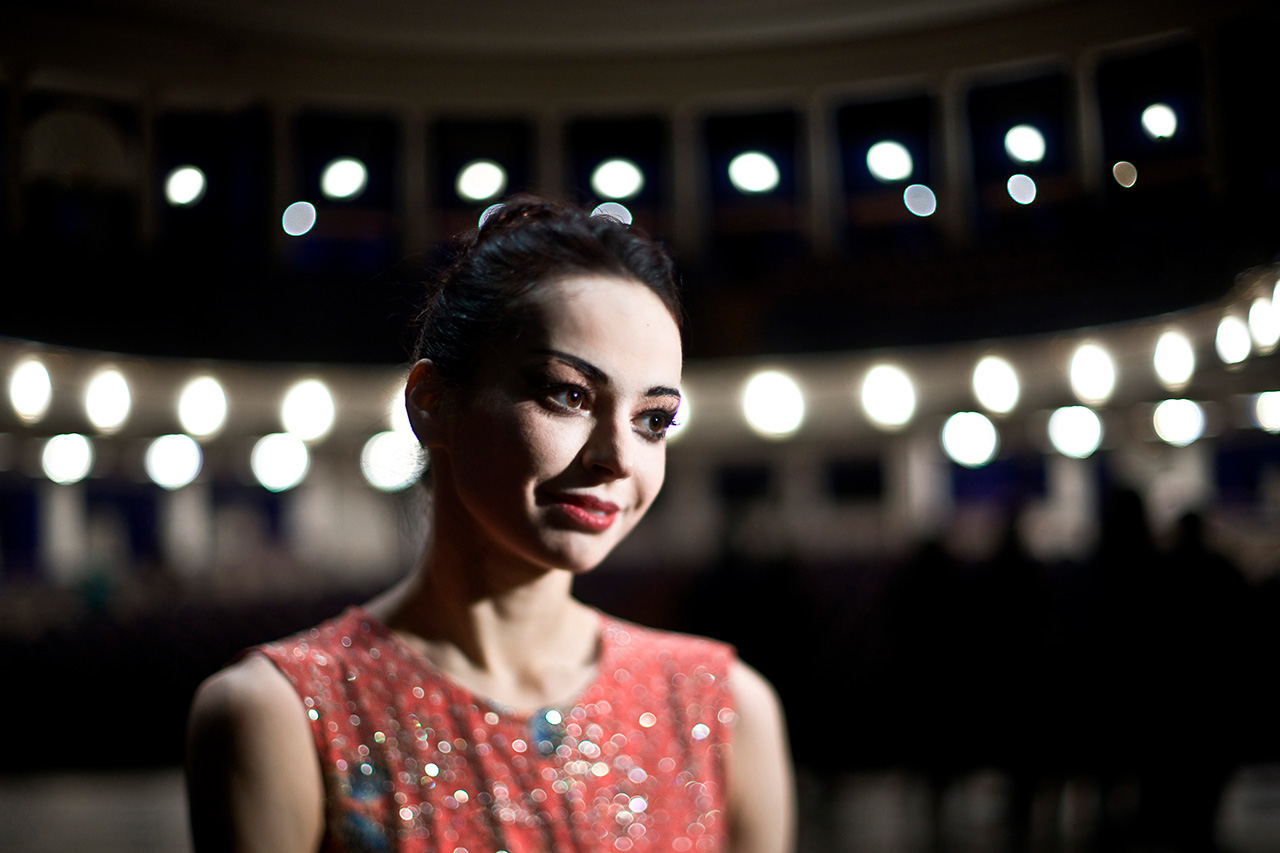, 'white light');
144,434,203,490
389,390,413,435
590,202,632,225
281,379,335,442
251,433,310,492
42,433,94,485
903,184,937,217
941,412,999,468
9,358,52,424
1112,161,1138,188
1004,124,1046,164
85,368,131,433
1248,296,1280,353
282,201,316,236
1069,343,1116,406
478,203,504,227
178,376,228,437
164,166,206,206
972,356,1020,414
320,157,368,200
666,392,690,442
591,158,644,199
742,370,804,438
866,141,913,182
1007,174,1037,205
360,431,425,492
1250,391,1280,433
456,160,507,202
1153,330,1195,391
728,151,780,194
1141,103,1178,140
1153,398,1205,447
1215,315,1250,365
860,364,916,430
1048,406,1103,459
